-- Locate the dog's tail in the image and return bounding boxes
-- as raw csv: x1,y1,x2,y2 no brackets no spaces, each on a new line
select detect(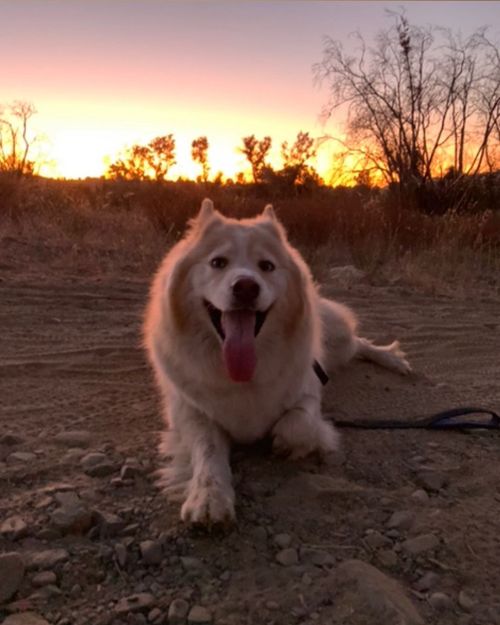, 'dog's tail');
355,337,411,375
